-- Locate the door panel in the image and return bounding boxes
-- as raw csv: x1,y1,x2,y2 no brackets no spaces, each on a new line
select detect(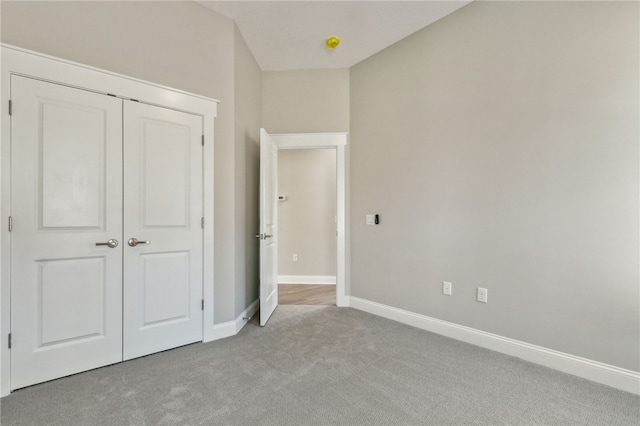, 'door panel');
10,76,123,390
39,257,106,345
123,101,203,360
142,121,191,227
40,100,105,228
140,251,190,325
259,129,278,326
